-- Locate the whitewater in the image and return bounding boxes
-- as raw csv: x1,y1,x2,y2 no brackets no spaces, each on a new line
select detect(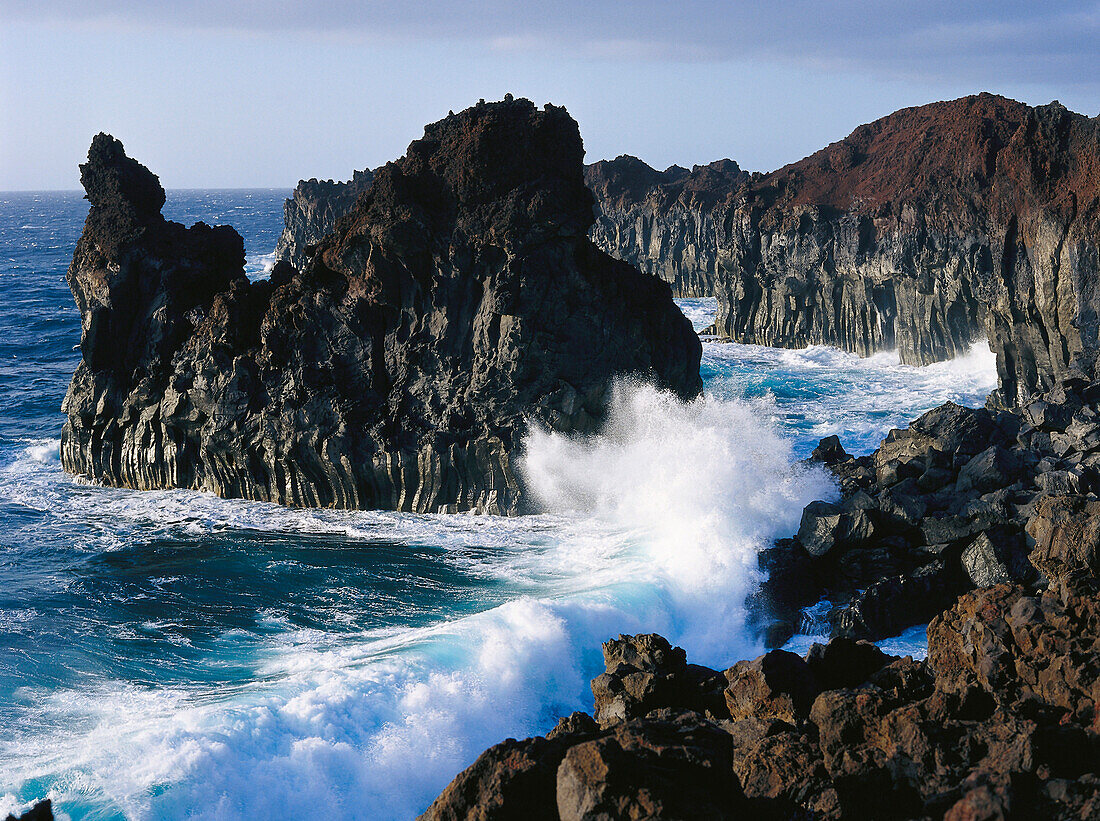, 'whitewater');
0,191,998,819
